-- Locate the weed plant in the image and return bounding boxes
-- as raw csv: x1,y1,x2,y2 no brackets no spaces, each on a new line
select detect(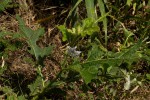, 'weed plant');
0,0,150,99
